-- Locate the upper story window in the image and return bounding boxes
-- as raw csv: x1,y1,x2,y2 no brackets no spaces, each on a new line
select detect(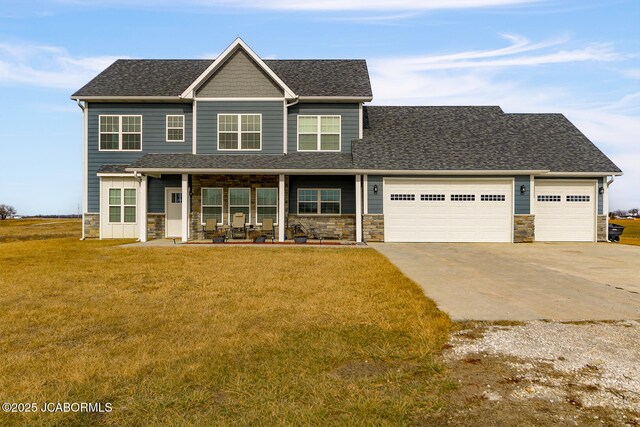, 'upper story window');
166,115,185,142
298,115,341,152
218,114,261,151
99,115,142,151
